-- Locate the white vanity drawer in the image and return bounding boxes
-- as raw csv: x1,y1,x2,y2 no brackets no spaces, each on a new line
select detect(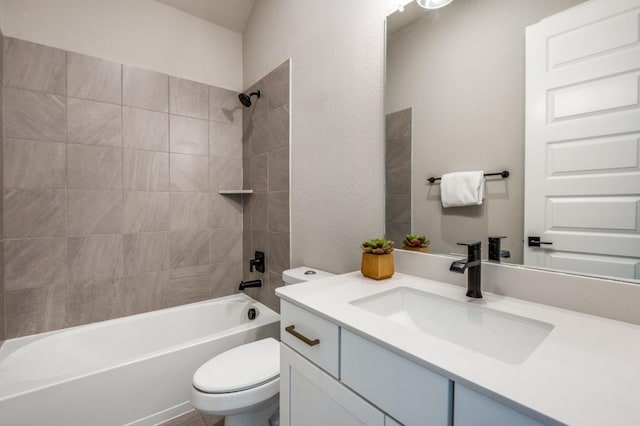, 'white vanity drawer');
454,383,544,426
341,329,452,426
281,300,340,378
